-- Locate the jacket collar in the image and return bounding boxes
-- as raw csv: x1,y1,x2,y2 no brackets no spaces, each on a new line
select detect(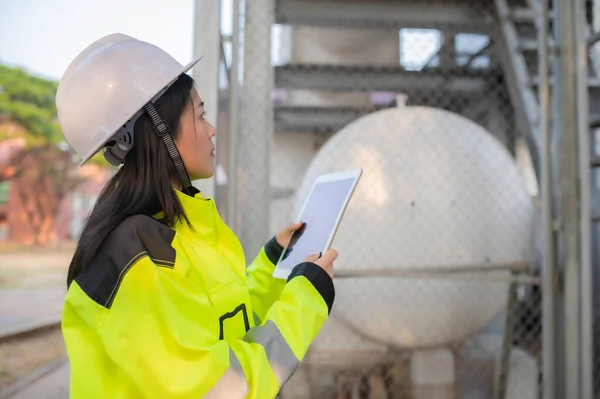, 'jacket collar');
173,188,217,242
